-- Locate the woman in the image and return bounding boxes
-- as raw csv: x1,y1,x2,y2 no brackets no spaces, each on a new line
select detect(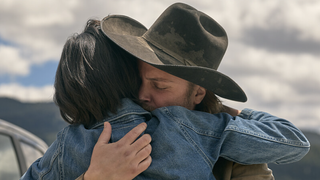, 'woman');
21,19,152,180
